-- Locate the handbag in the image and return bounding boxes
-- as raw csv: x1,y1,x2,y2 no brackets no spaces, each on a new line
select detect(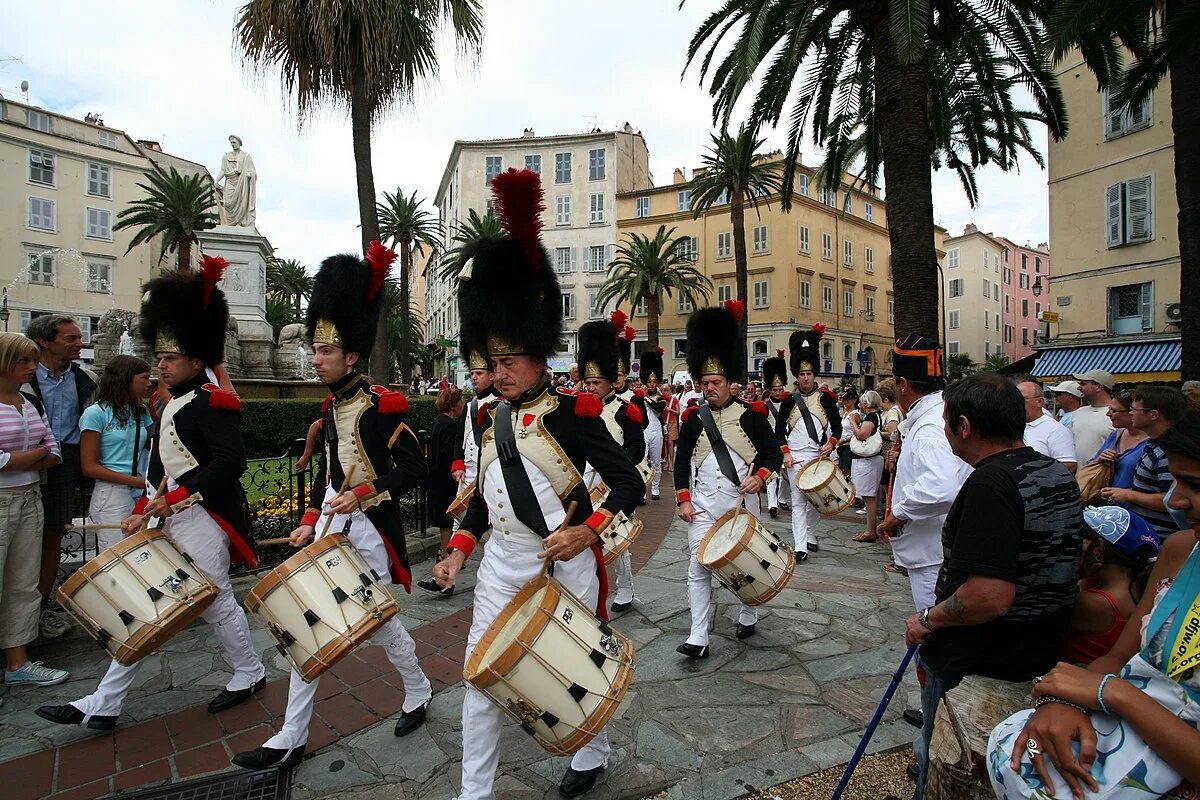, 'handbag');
849,412,883,458
1075,459,1114,505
